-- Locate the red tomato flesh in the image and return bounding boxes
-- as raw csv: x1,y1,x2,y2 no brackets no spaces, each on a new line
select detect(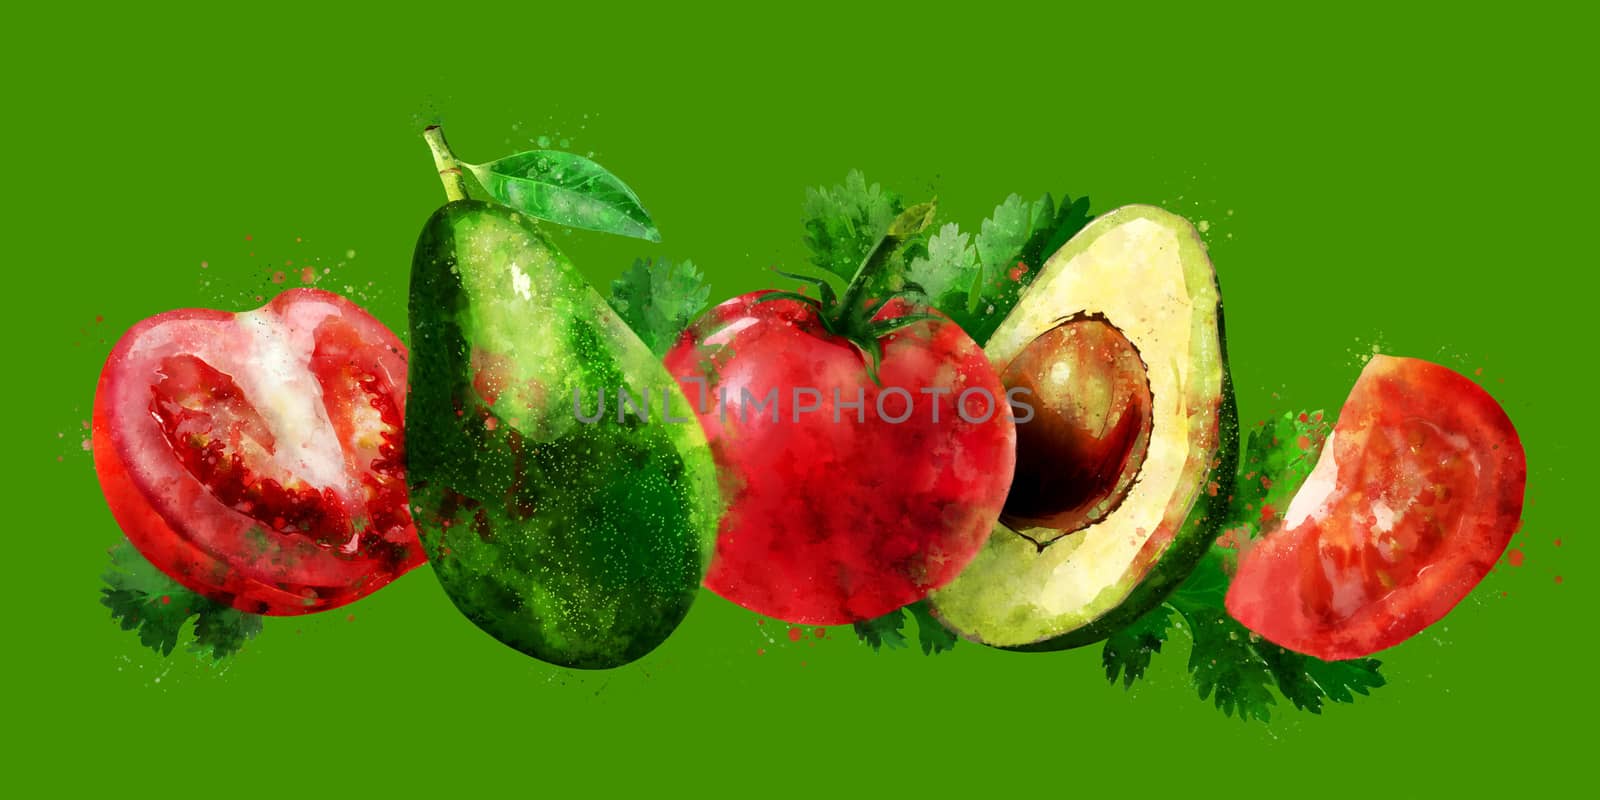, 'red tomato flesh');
1226,355,1525,660
664,293,1015,624
93,289,423,615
